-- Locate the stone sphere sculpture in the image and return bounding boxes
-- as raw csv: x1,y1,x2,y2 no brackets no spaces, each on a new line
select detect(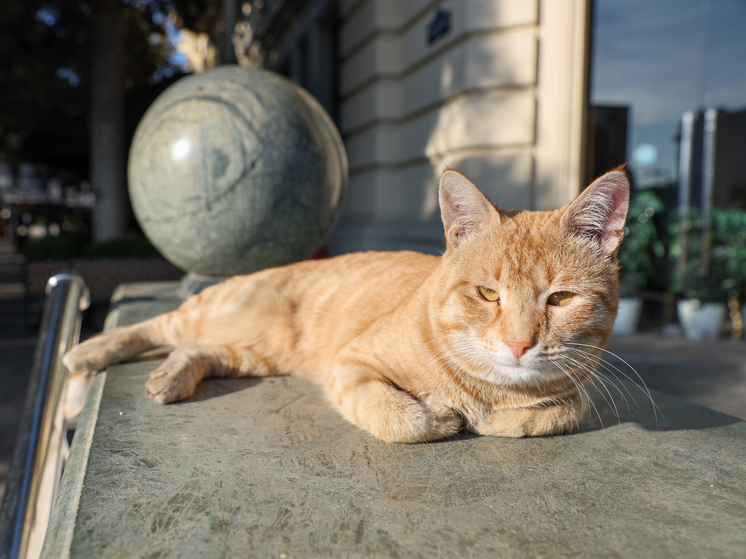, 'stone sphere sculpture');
128,66,347,277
